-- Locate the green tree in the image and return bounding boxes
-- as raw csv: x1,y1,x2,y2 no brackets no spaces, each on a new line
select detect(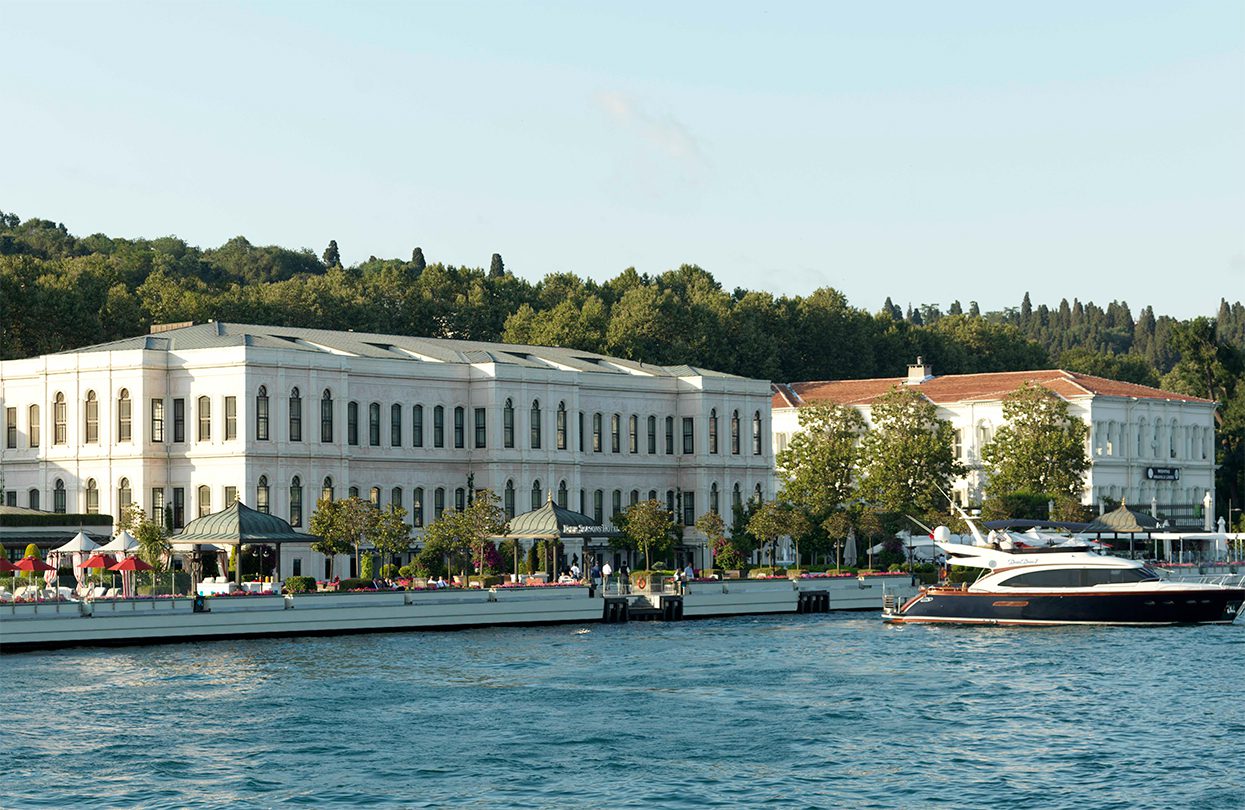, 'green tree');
776,403,865,521
366,505,411,577
616,499,676,571
694,511,727,569
464,489,508,574
489,253,505,277
857,386,963,519
322,240,341,268
981,383,1090,507
309,497,373,580
746,500,811,568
